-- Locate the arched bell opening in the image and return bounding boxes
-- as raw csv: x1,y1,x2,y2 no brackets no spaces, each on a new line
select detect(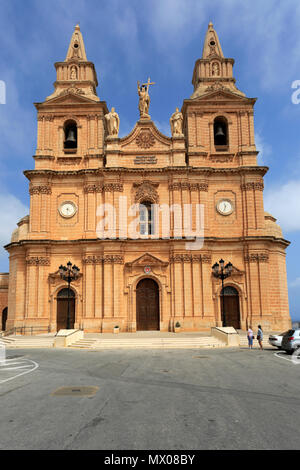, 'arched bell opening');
64,120,78,151
214,116,228,149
